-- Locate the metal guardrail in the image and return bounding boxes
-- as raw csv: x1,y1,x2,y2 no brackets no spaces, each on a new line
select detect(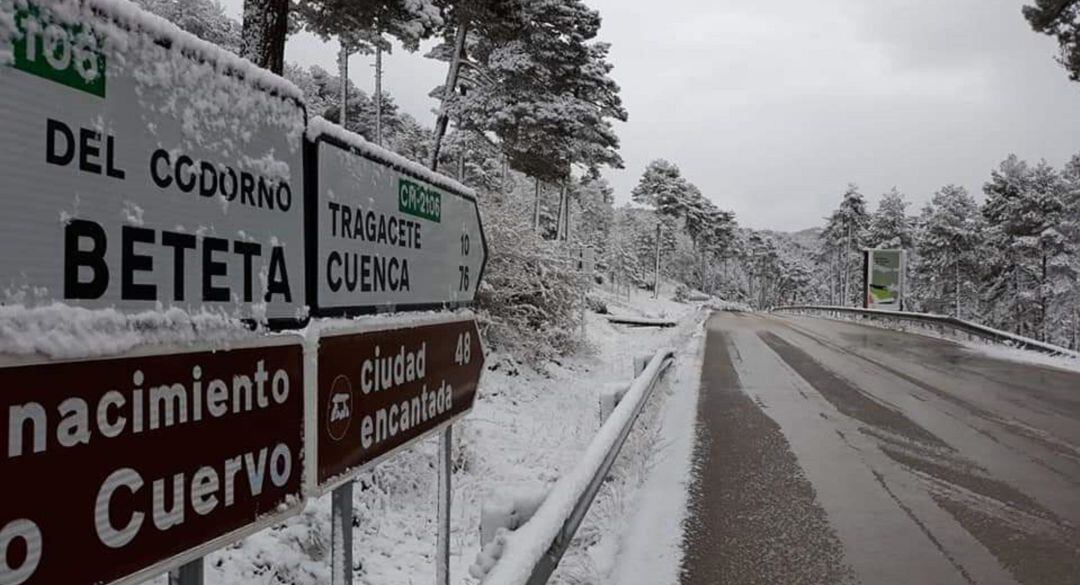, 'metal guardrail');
772,305,1080,358
479,347,676,585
